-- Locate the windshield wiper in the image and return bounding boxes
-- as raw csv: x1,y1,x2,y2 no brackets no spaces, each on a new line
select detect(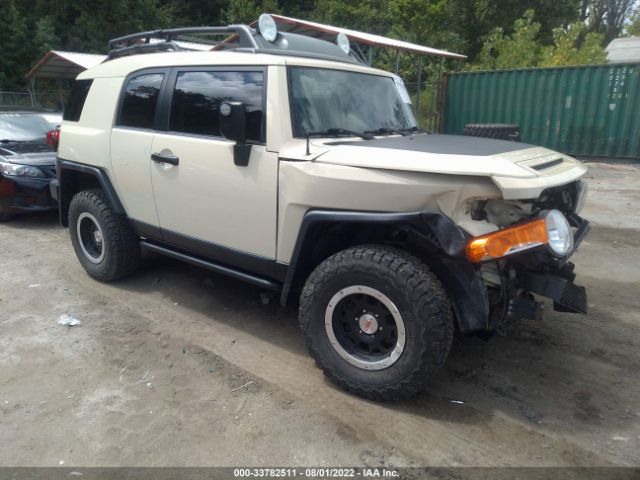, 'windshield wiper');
305,128,373,155
399,126,427,134
364,127,409,137
307,128,373,140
